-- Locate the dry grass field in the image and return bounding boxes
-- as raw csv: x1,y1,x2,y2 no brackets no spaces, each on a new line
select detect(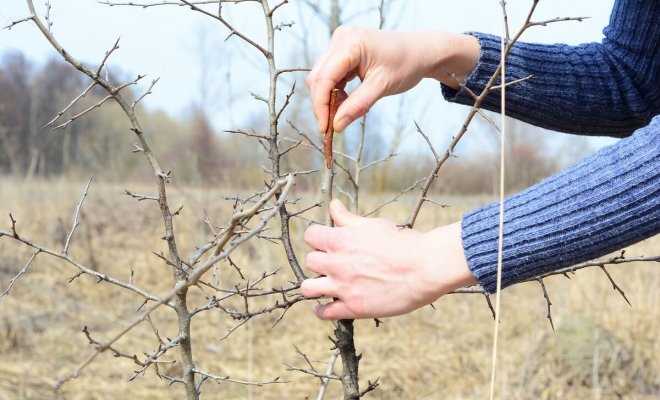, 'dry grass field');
0,178,658,399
